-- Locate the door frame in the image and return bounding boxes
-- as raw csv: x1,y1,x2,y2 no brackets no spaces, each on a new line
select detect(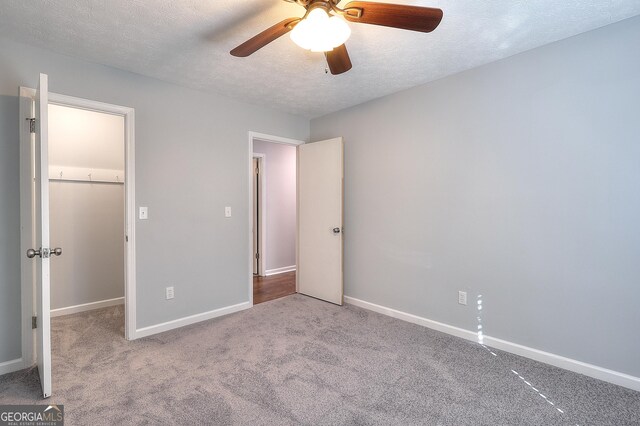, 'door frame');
247,132,304,306
19,88,137,368
252,153,266,277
